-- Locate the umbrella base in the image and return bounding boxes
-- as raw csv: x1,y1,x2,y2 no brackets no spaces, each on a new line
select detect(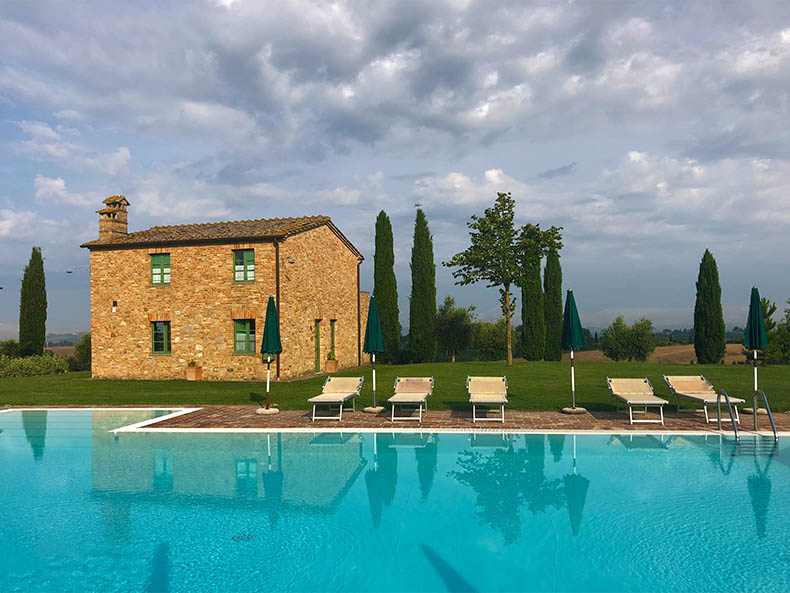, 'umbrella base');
743,407,768,415
561,407,587,415
363,406,385,414
255,407,280,415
